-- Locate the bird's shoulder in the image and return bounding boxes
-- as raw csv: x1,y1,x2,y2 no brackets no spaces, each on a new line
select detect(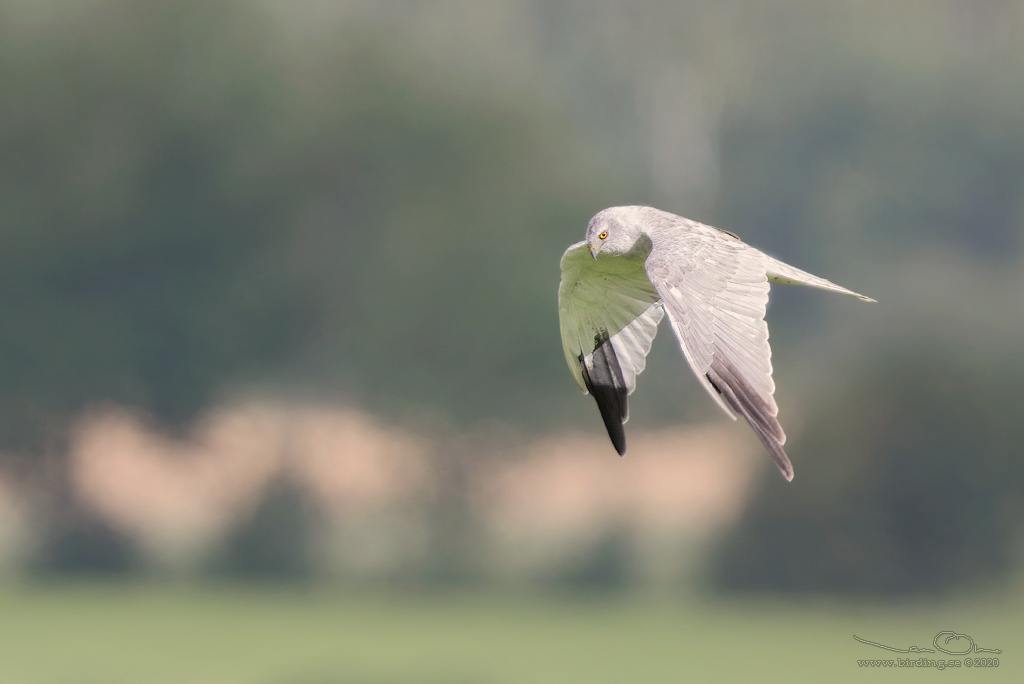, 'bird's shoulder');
643,213,743,244
644,217,762,286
